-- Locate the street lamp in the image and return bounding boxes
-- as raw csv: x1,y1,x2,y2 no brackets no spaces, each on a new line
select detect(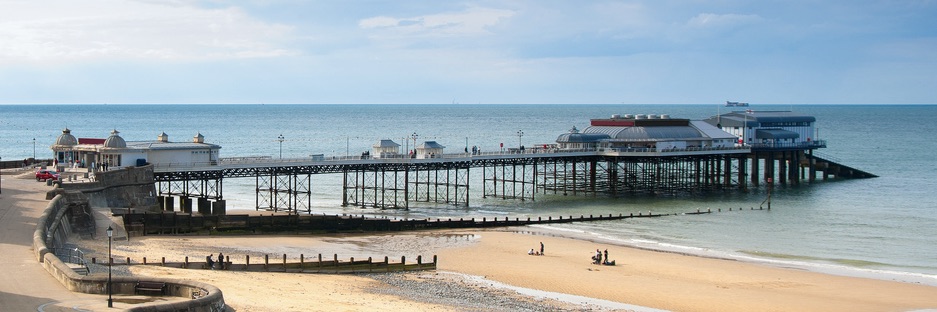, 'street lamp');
410,132,419,156
277,134,285,159
516,130,524,149
106,225,113,308
33,138,36,159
